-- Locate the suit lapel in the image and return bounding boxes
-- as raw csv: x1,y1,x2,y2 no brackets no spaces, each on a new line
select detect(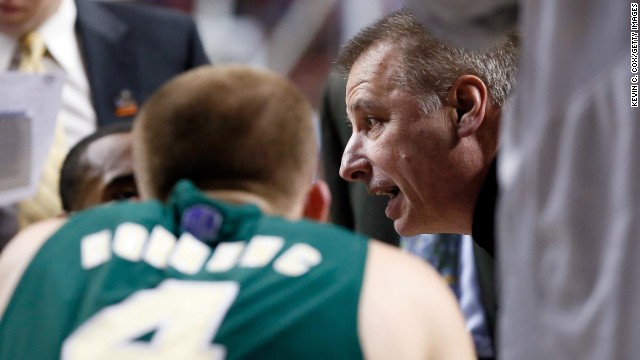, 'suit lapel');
75,0,139,127
471,159,498,358
473,241,497,356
